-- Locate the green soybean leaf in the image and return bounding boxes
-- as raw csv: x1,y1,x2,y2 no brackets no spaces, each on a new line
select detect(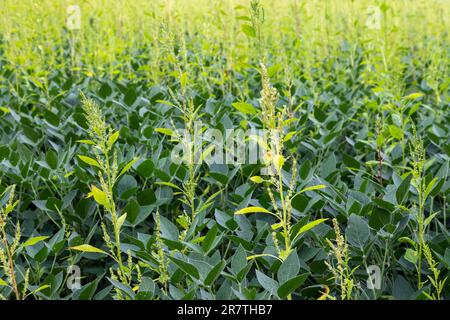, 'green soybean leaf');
204,260,225,286
404,248,418,265
255,270,278,297
396,174,412,204
202,224,218,253
108,277,135,299
277,252,300,284
277,273,309,299
346,214,370,248
241,25,256,38
168,256,200,279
